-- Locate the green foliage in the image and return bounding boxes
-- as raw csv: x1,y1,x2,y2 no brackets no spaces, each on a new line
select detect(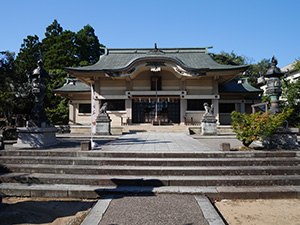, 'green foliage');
212,51,246,66
15,35,41,75
261,95,270,103
213,51,271,88
281,63,300,127
13,36,39,109
294,59,300,72
231,109,293,147
44,69,69,125
245,58,271,88
0,51,17,125
76,24,105,65
42,20,78,70
9,19,104,125
45,98,69,125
